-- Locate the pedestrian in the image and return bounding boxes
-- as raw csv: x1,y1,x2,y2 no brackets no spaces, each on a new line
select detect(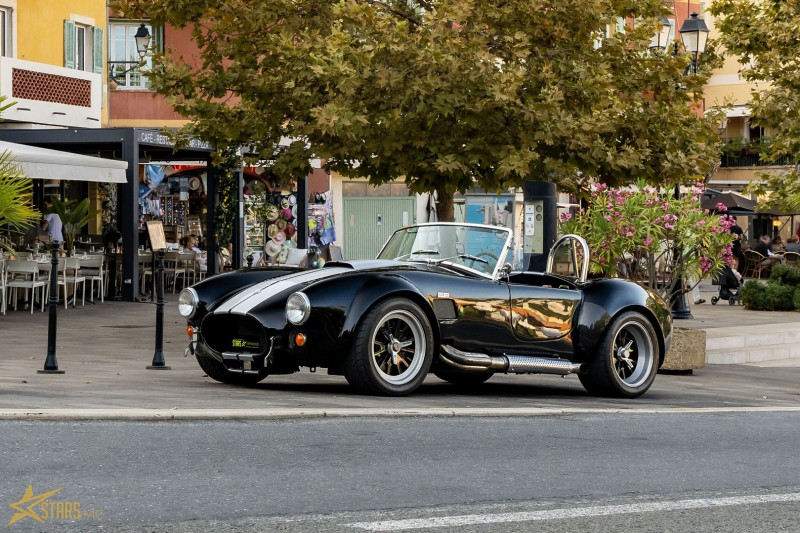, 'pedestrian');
40,197,64,244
